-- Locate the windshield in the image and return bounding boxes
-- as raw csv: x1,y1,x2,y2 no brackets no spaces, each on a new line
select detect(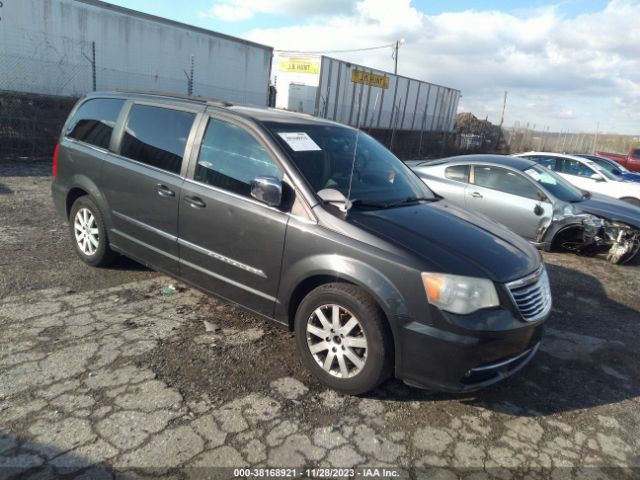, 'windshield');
577,154,630,173
265,122,434,206
582,159,618,181
523,165,585,202
588,157,627,175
